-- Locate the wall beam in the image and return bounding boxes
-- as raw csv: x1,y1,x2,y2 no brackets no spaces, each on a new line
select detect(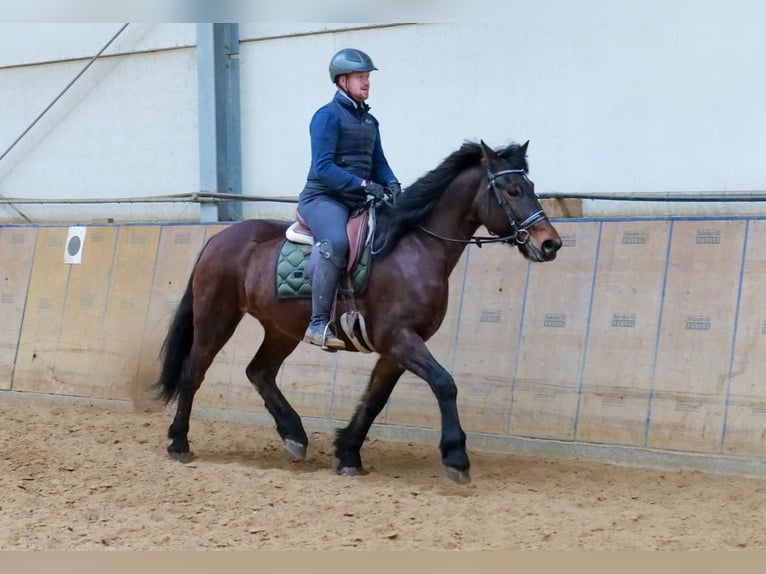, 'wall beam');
196,23,242,222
